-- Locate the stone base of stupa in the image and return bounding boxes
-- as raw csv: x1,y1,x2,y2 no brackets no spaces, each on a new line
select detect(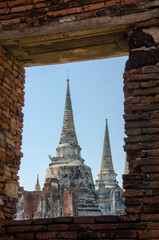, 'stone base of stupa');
45,160,100,216
78,195,101,216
